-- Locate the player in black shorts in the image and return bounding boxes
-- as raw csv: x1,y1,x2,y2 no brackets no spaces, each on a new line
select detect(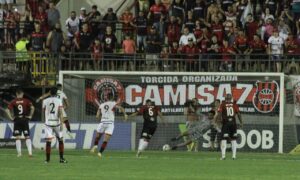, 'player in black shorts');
6,88,35,157
214,94,243,160
129,99,165,157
